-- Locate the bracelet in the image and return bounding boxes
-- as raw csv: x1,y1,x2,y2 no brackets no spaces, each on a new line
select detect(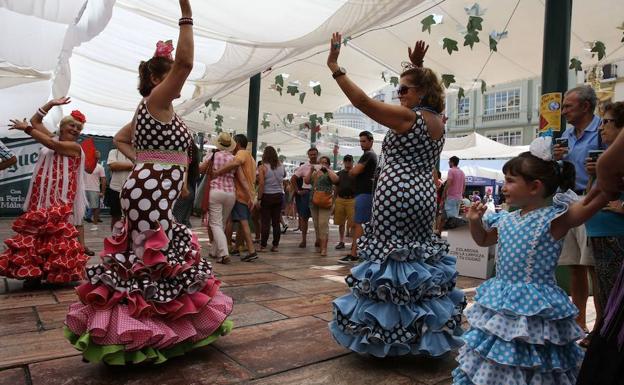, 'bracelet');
36,107,48,117
25,126,33,135
178,17,193,26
